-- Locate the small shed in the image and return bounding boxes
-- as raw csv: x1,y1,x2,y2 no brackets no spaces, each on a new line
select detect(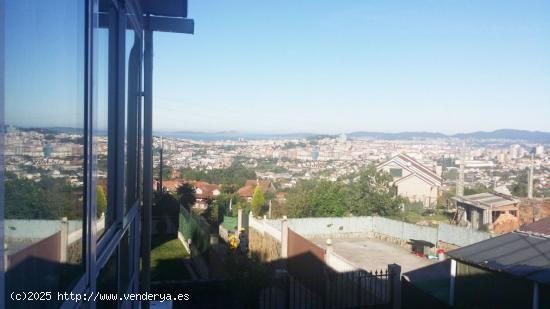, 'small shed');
452,192,520,232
